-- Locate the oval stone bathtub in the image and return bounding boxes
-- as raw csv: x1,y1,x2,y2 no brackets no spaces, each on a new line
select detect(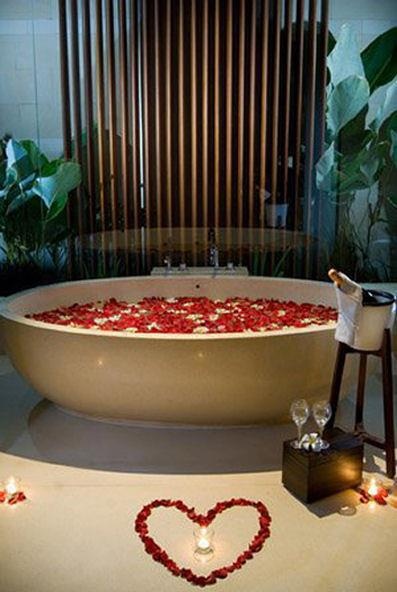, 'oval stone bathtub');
0,276,354,425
